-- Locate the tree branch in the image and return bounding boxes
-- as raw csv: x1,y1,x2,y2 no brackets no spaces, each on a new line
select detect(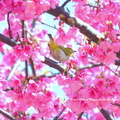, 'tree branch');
111,103,120,107
77,112,84,120
85,4,98,8
0,33,19,47
42,57,64,73
114,60,120,65
3,87,14,91
22,20,25,39
29,57,36,76
81,63,103,70
25,60,29,79
22,20,29,79
61,0,71,7
46,6,104,44
39,21,58,30
7,11,13,39
0,108,17,120
100,108,115,120
53,107,66,120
